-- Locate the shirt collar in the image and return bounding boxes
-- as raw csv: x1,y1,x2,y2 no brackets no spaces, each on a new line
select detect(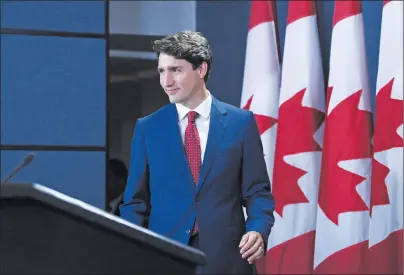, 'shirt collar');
176,91,212,122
